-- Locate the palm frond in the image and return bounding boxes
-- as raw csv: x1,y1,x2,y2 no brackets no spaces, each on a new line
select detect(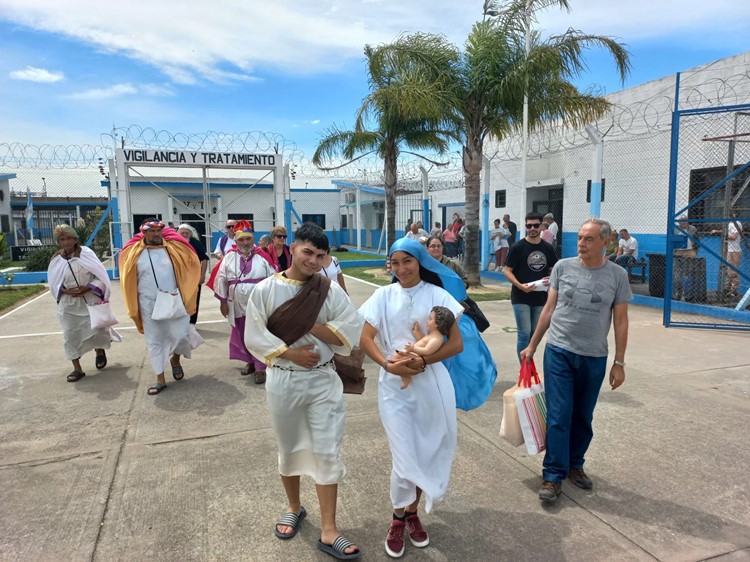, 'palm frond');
311,125,382,168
